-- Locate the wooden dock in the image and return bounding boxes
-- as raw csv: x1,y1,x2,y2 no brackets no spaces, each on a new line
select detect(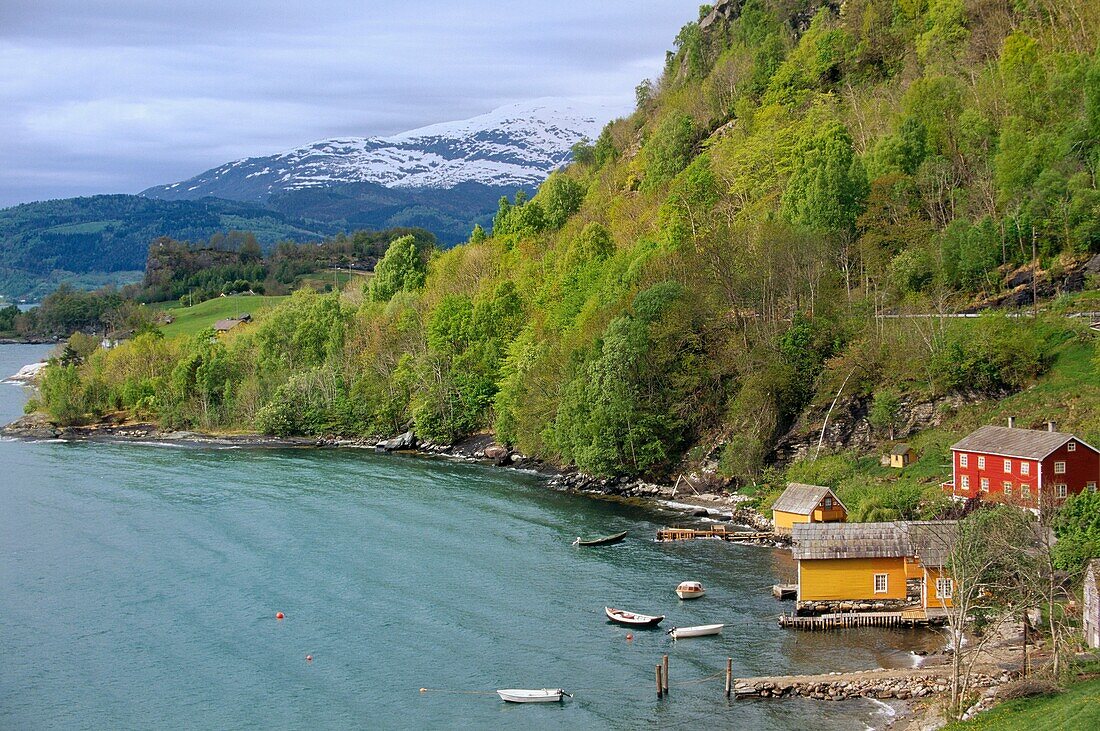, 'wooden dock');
779,608,944,630
657,525,775,542
772,584,797,600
